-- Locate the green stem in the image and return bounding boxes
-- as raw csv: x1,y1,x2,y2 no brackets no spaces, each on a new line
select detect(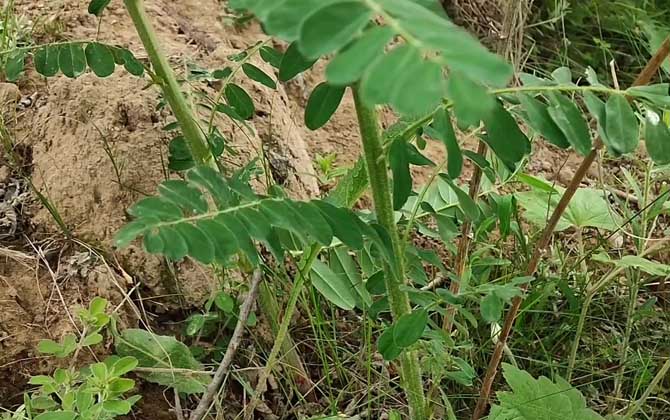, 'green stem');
624,357,670,420
123,0,212,166
353,88,427,419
